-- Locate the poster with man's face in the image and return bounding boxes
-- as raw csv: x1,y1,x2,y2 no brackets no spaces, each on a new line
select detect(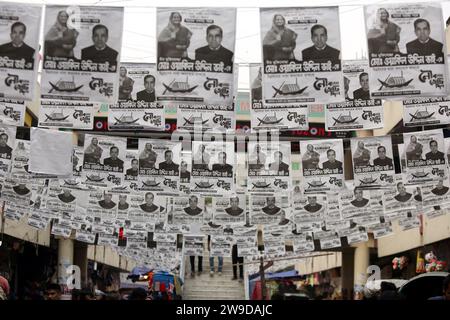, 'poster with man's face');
41,5,124,103
0,3,41,100
250,195,289,225
213,193,246,225
0,125,16,178
291,194,326,224
172,195,205,225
